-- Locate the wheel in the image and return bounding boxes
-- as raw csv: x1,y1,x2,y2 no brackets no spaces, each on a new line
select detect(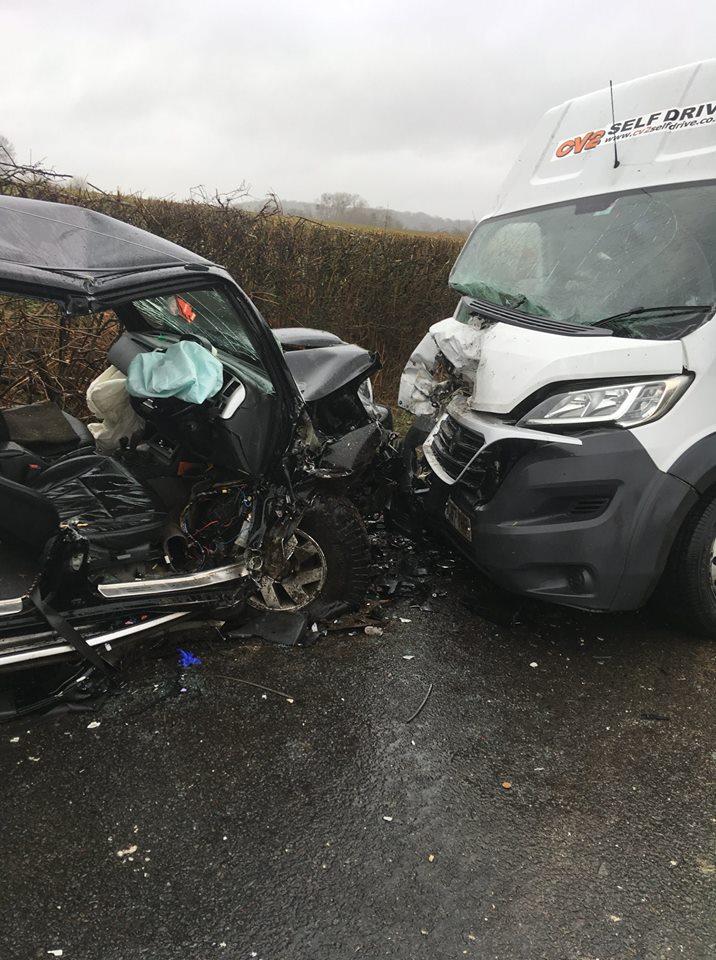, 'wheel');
250,496,372,616
660,492,716,636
